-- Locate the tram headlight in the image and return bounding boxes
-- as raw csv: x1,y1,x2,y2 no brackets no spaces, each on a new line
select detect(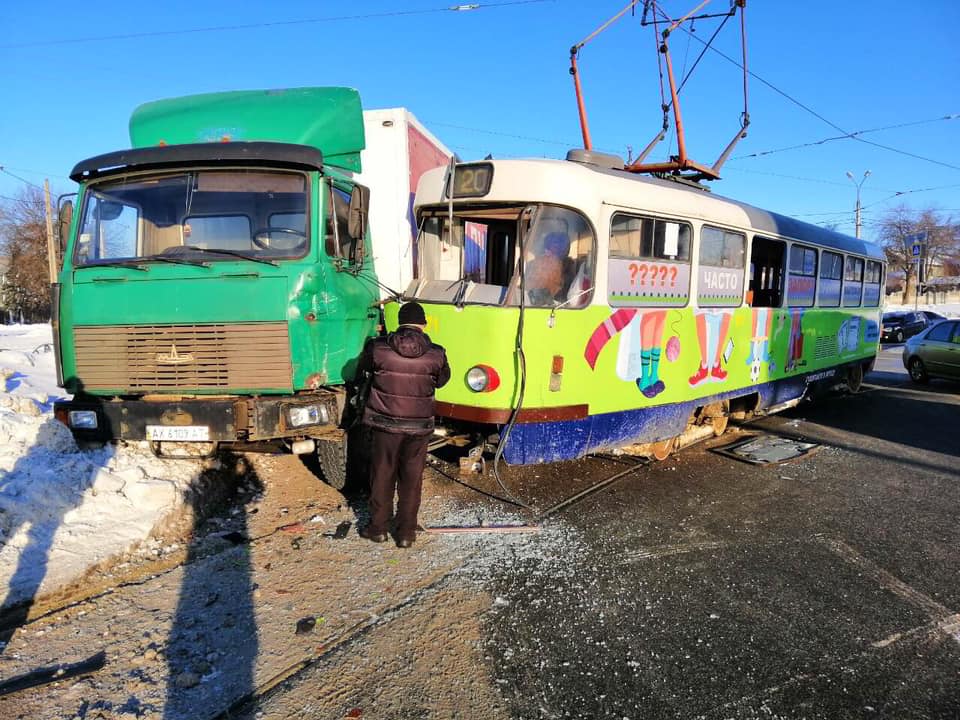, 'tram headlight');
465,364,501,393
